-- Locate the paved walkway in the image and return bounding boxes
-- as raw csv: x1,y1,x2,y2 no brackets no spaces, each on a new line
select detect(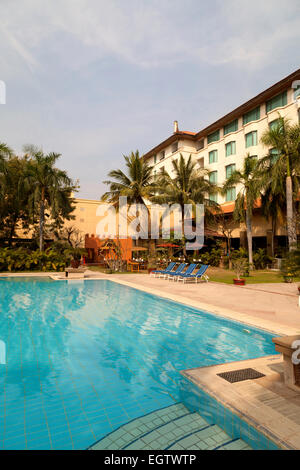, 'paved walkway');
85,272,300,335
